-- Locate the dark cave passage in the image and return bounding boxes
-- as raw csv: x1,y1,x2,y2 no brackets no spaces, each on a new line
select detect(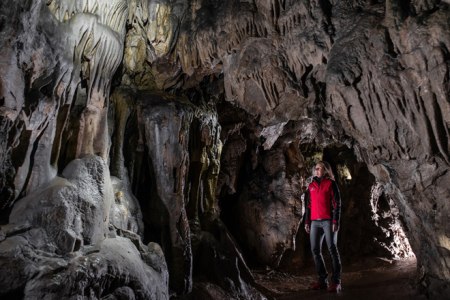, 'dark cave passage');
219,142,415,264
218,141,418,298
